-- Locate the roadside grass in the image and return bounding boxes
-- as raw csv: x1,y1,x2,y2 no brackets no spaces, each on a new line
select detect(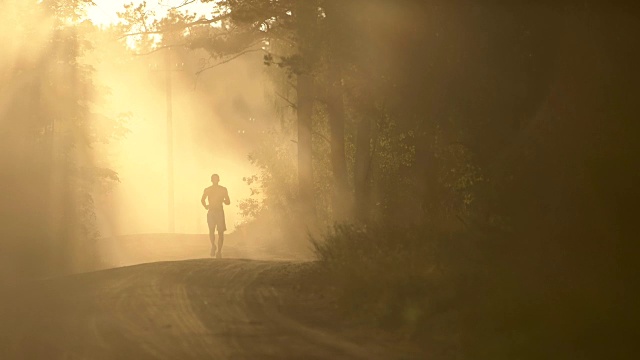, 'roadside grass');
311,223,481,357
311,223,636,360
